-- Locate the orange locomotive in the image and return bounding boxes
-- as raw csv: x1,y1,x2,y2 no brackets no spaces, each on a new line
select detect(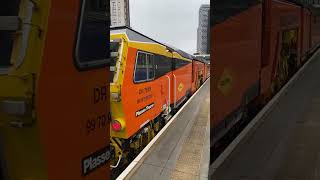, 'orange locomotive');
211,0,320,154
110,27,210,169
0,0,109,179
